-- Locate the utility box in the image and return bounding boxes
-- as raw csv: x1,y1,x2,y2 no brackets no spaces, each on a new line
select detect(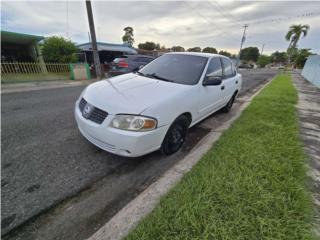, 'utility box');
70,63,91,80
